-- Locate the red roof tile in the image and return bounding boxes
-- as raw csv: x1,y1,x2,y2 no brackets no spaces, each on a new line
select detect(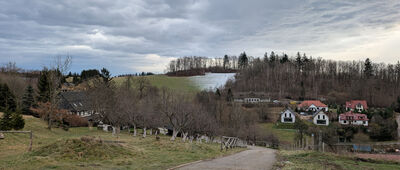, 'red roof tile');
298,100,327,108
339,111,369,121
346,100,368,109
